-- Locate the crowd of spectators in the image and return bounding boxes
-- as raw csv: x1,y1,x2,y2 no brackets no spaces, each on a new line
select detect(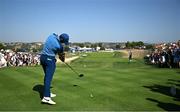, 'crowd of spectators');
0,50,40,68
146,40,180,68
